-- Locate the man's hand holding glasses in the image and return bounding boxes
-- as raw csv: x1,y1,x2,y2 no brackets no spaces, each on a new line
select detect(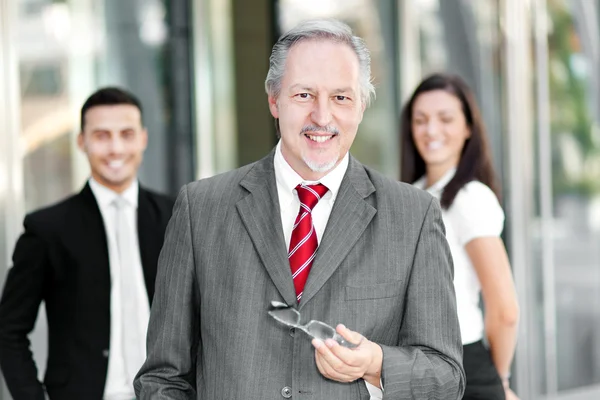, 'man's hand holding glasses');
268,301,383,387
